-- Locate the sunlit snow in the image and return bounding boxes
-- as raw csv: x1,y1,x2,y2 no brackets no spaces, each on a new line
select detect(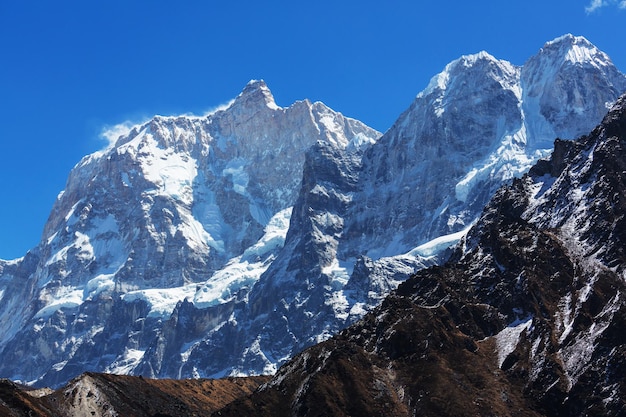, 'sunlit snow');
408,225,473,258
34,286,84,319
222,159,250,196
494,318,533,368
122,207,292,316
106,348,145,375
